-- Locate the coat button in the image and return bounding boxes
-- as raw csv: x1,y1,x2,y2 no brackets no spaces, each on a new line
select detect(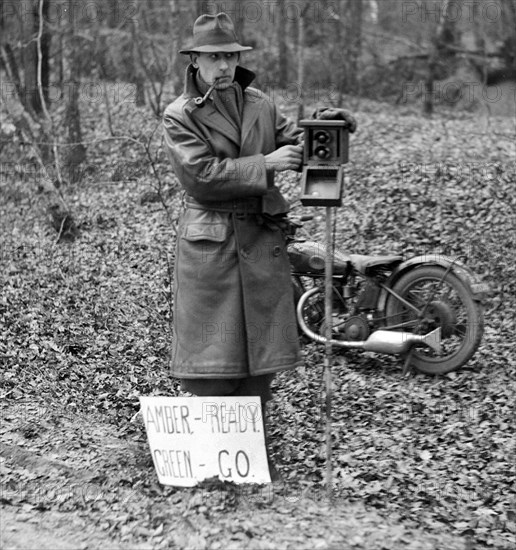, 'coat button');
241,247,250,259
272,245,282,257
